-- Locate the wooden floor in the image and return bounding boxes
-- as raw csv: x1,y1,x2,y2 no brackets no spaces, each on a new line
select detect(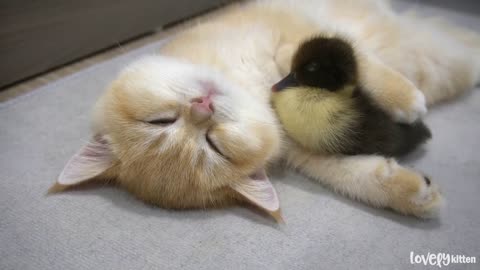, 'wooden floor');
0,2,241,103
